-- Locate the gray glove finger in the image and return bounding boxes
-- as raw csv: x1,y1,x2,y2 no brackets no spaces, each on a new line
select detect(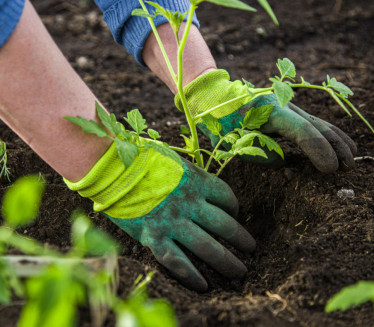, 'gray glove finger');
145,237,208,292
194,202,256,254
203,170,239,217
173,221,247,280
288,103,355,169
261,107,339,172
